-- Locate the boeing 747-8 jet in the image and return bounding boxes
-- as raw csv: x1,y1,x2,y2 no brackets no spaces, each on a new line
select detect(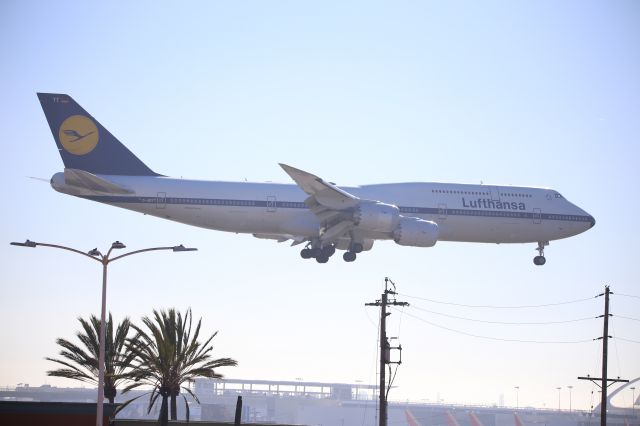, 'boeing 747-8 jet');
37,93,595,264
